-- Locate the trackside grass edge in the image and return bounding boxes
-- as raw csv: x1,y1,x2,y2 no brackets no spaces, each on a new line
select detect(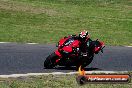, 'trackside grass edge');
0,73,132,88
